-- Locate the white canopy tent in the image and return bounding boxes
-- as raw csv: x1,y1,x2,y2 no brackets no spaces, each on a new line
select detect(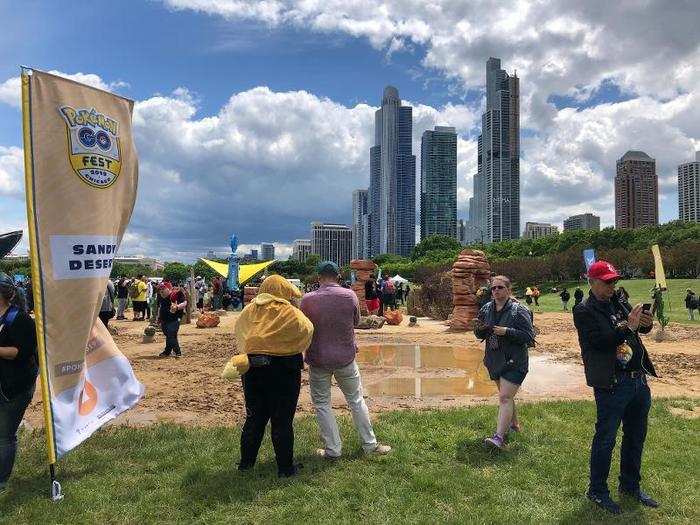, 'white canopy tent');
390,274,409,284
